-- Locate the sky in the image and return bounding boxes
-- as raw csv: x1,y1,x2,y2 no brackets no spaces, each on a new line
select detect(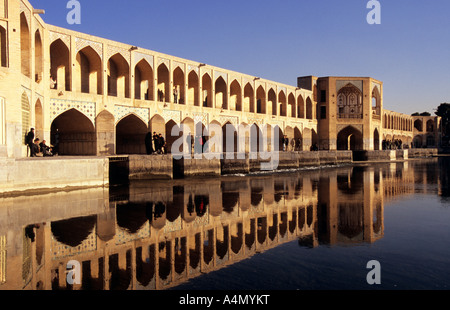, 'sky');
29,0,450,115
